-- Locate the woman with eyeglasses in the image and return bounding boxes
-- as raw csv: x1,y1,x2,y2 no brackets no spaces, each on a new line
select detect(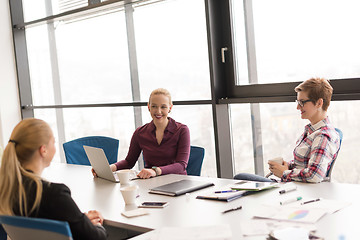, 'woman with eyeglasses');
234,77,341,183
